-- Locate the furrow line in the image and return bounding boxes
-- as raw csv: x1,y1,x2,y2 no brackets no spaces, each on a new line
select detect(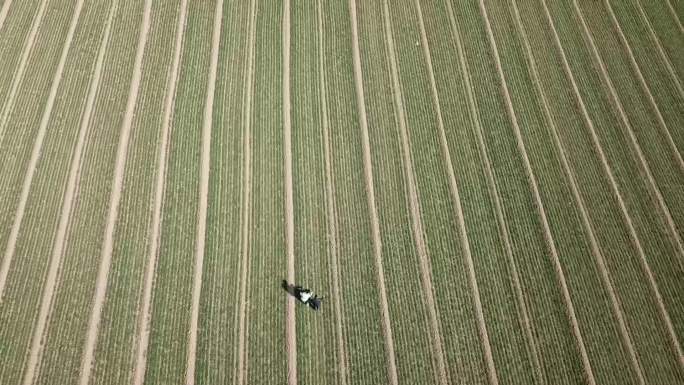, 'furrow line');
0,0,47,144
664,0,684,34
236,0,257,383
382,2,450,385
77,2,152,384
511,1,646,382
442,2,545,383
633,0,684,99
185,1,223,383
540,0,684,366
572,0,684,266
317,2,348,383
282,1,296,384
348,1,398,384
18,2,113,384
478,2,597,384
0,0,79,302
131,1,187,384
605,0,684,173
0,0,11,31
